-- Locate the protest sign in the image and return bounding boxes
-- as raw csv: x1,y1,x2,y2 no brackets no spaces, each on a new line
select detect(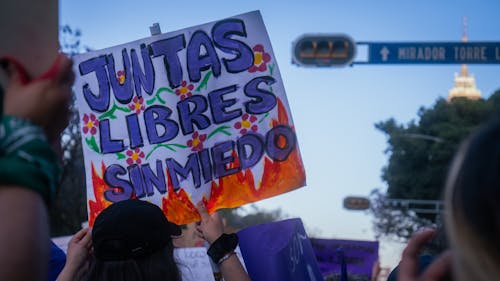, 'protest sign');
237,218,323,281
73,11,306,225
310,238,379,281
